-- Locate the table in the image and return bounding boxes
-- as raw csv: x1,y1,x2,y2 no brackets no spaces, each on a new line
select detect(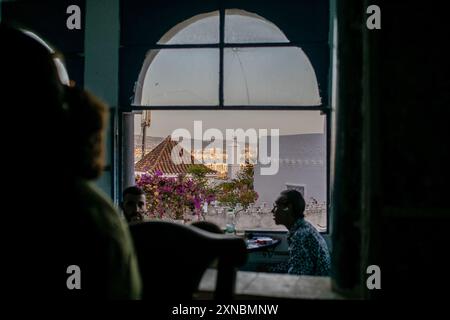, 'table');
245,234,281,252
